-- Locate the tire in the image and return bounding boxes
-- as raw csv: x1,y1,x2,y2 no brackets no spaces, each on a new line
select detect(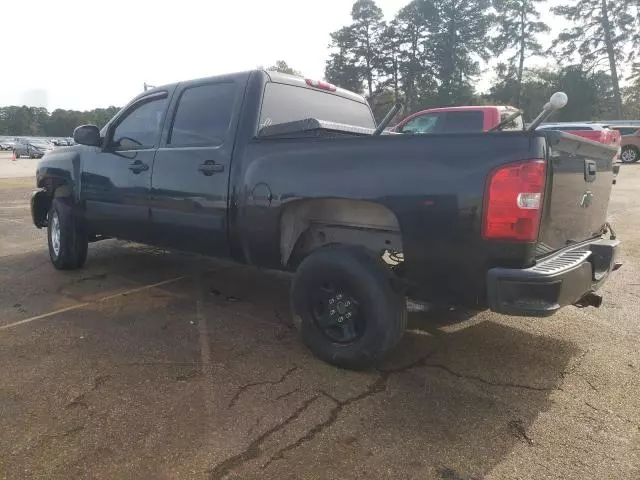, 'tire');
47,197,88,270
14,151,20,159
621,146,639,163
291,245,406,370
